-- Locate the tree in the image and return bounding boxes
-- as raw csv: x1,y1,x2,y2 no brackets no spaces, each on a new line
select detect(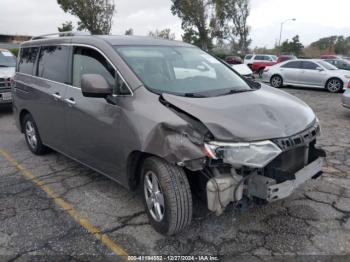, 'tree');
215,0,251,54
149,29,175,40
171,0,215,50
57,0,116,34
281,35,304,56
125,28,134,36
58,21,74,32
